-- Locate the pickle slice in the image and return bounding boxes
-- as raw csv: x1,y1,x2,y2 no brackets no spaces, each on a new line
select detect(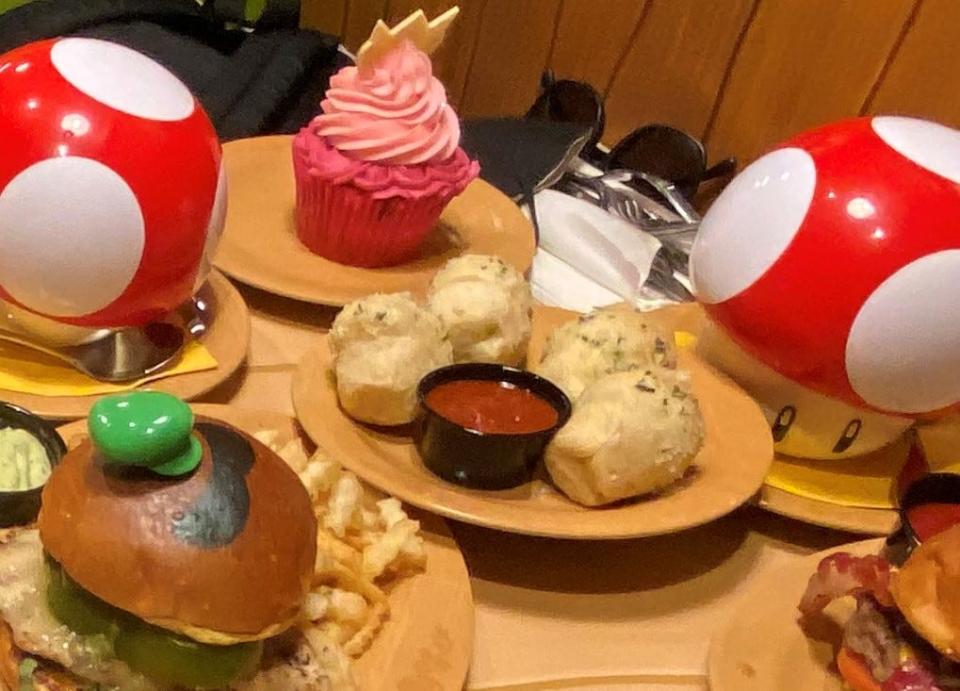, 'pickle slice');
115,623,263,689
45,557,125,637
45,557,263,687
